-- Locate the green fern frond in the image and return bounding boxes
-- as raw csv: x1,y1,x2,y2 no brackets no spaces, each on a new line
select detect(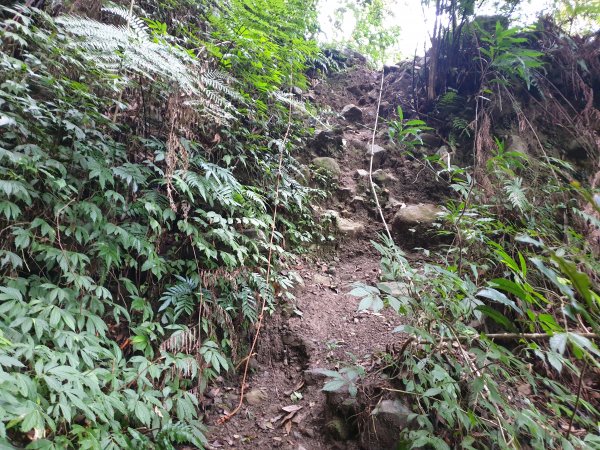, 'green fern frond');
56,9,239,121
503,177,529,212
